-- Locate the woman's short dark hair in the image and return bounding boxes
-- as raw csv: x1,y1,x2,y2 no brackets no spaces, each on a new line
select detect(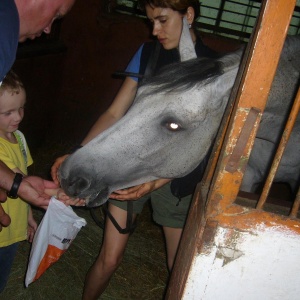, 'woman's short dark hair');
138,0,200,19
